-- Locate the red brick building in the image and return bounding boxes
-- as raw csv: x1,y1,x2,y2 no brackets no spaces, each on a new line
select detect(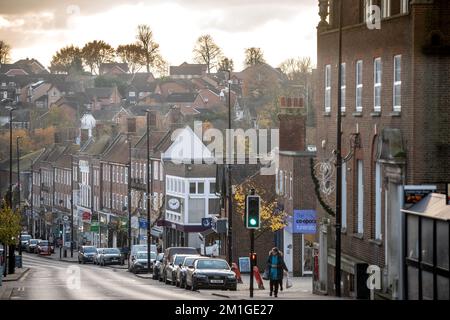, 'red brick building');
314,0,450,299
